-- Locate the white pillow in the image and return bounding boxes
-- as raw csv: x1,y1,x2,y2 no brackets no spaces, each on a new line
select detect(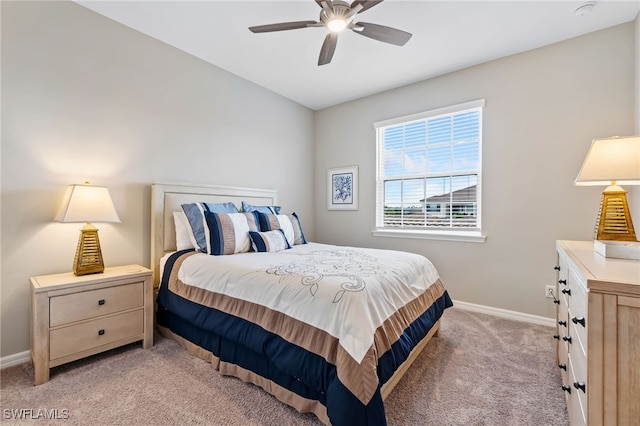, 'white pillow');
173,211,196,251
